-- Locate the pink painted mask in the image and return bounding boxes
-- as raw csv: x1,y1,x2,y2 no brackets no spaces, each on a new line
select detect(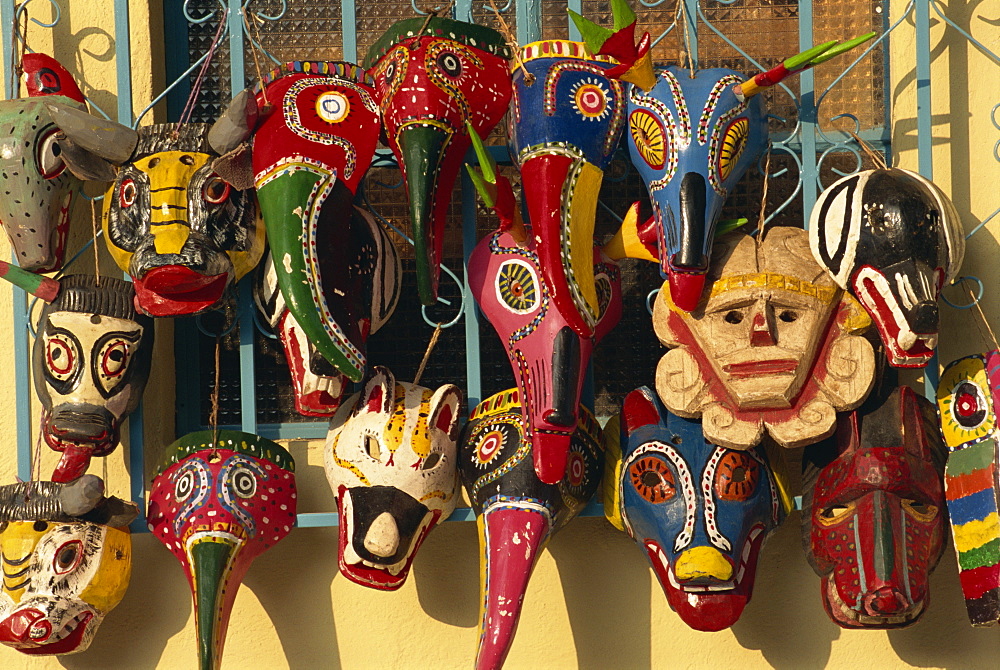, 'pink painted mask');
147,431,296,668
802,387,946,628
468,230,622,484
